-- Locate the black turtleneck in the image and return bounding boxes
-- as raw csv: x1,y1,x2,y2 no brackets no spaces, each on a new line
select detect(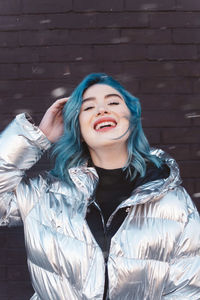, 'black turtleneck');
86,162,170,252
94,166,134,223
